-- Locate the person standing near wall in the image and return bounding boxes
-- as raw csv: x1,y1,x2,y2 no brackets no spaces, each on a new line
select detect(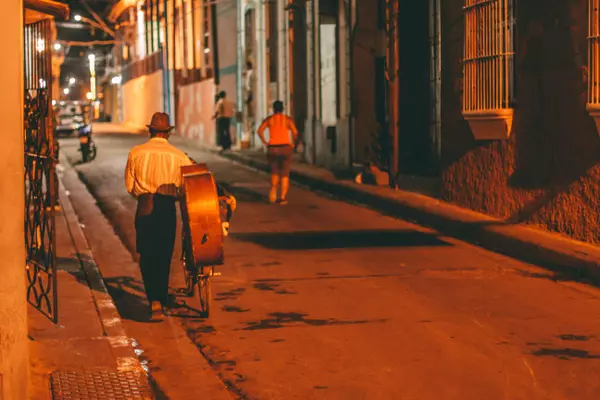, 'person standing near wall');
257,100,299,204
214,90,235,152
